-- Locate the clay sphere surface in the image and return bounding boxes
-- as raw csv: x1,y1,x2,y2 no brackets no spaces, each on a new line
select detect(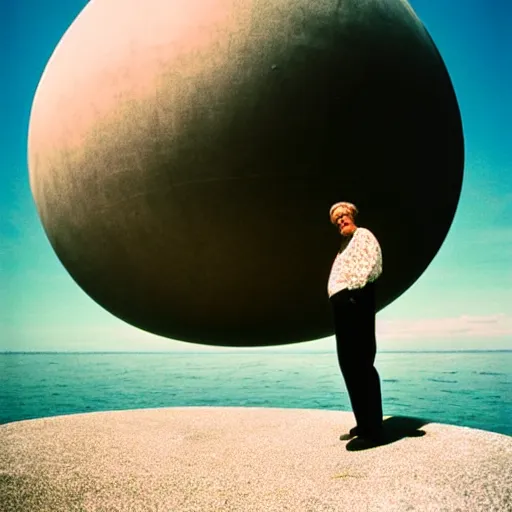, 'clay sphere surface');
28,0,464,346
